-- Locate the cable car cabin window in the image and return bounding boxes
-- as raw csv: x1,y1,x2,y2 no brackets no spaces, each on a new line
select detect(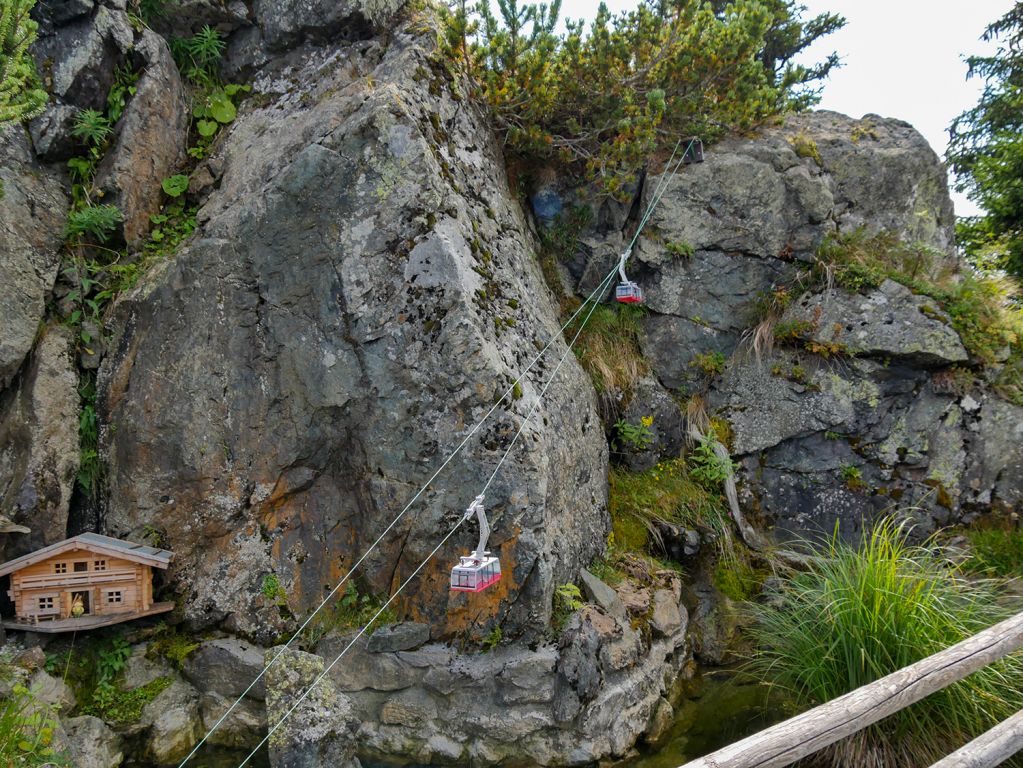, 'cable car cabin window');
53,562,67,574
73,562,88,572
94,560,107,571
